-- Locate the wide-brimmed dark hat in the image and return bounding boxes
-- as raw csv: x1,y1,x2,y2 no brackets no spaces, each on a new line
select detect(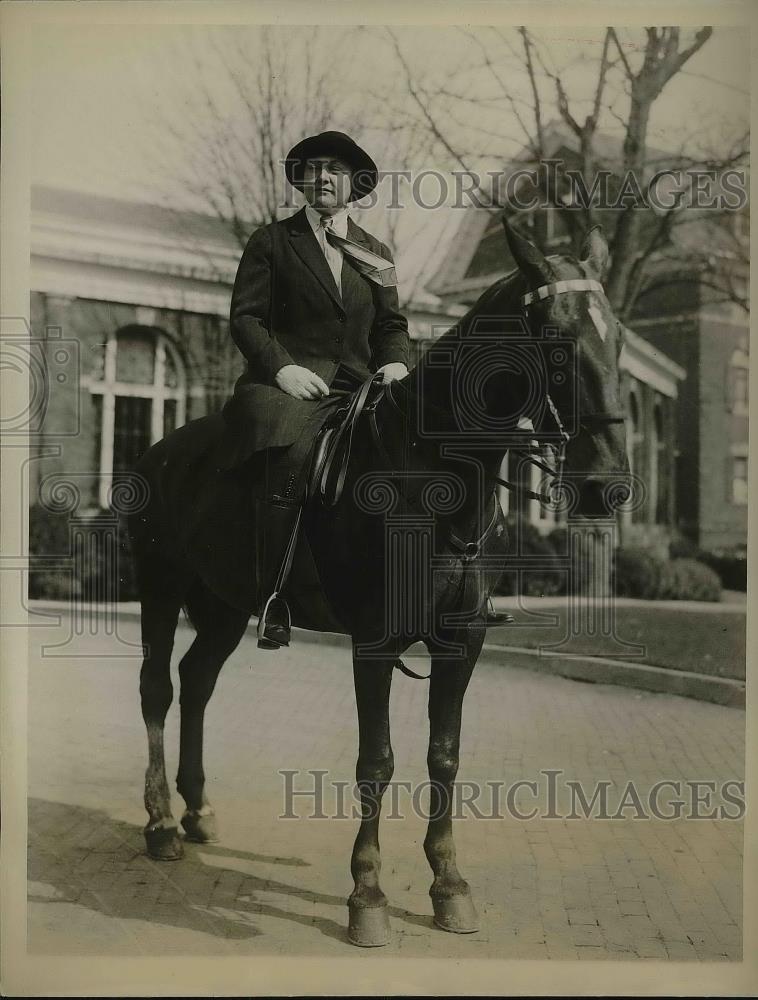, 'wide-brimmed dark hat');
285,131,378,202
